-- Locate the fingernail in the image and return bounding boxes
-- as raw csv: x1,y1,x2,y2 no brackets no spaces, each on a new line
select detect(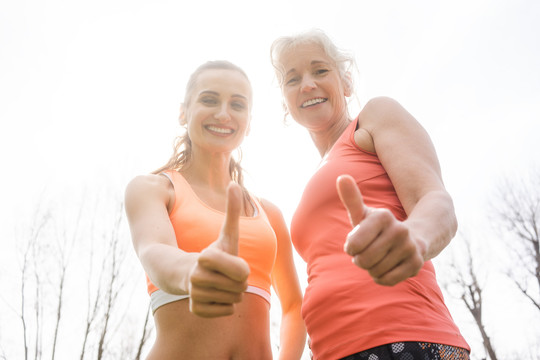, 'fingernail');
348,224,360,237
